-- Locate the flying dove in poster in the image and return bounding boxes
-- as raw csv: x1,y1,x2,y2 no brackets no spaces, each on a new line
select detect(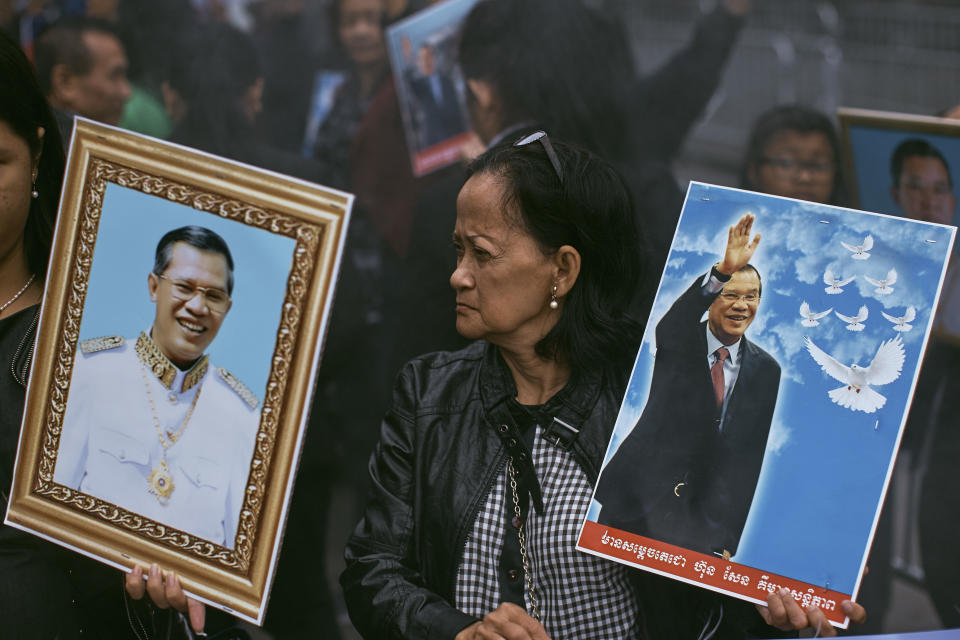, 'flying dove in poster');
824,269,856,294
864,268,898,295
841,235,873,260
800,302,832,327
803,335,905,413
881,306,916,332
836,305,869,331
